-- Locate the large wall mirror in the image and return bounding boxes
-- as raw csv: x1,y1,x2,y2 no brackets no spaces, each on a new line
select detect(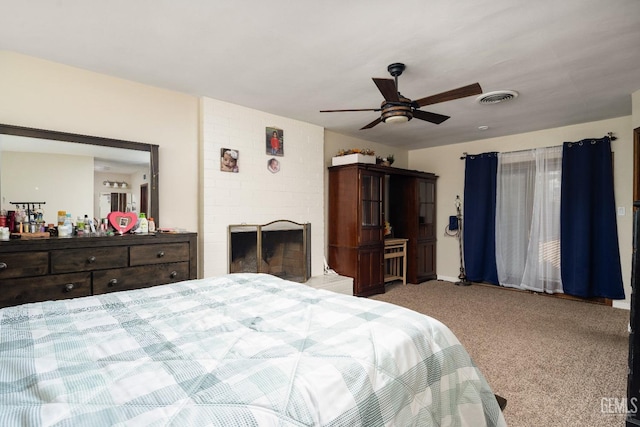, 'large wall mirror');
0,124,159,228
